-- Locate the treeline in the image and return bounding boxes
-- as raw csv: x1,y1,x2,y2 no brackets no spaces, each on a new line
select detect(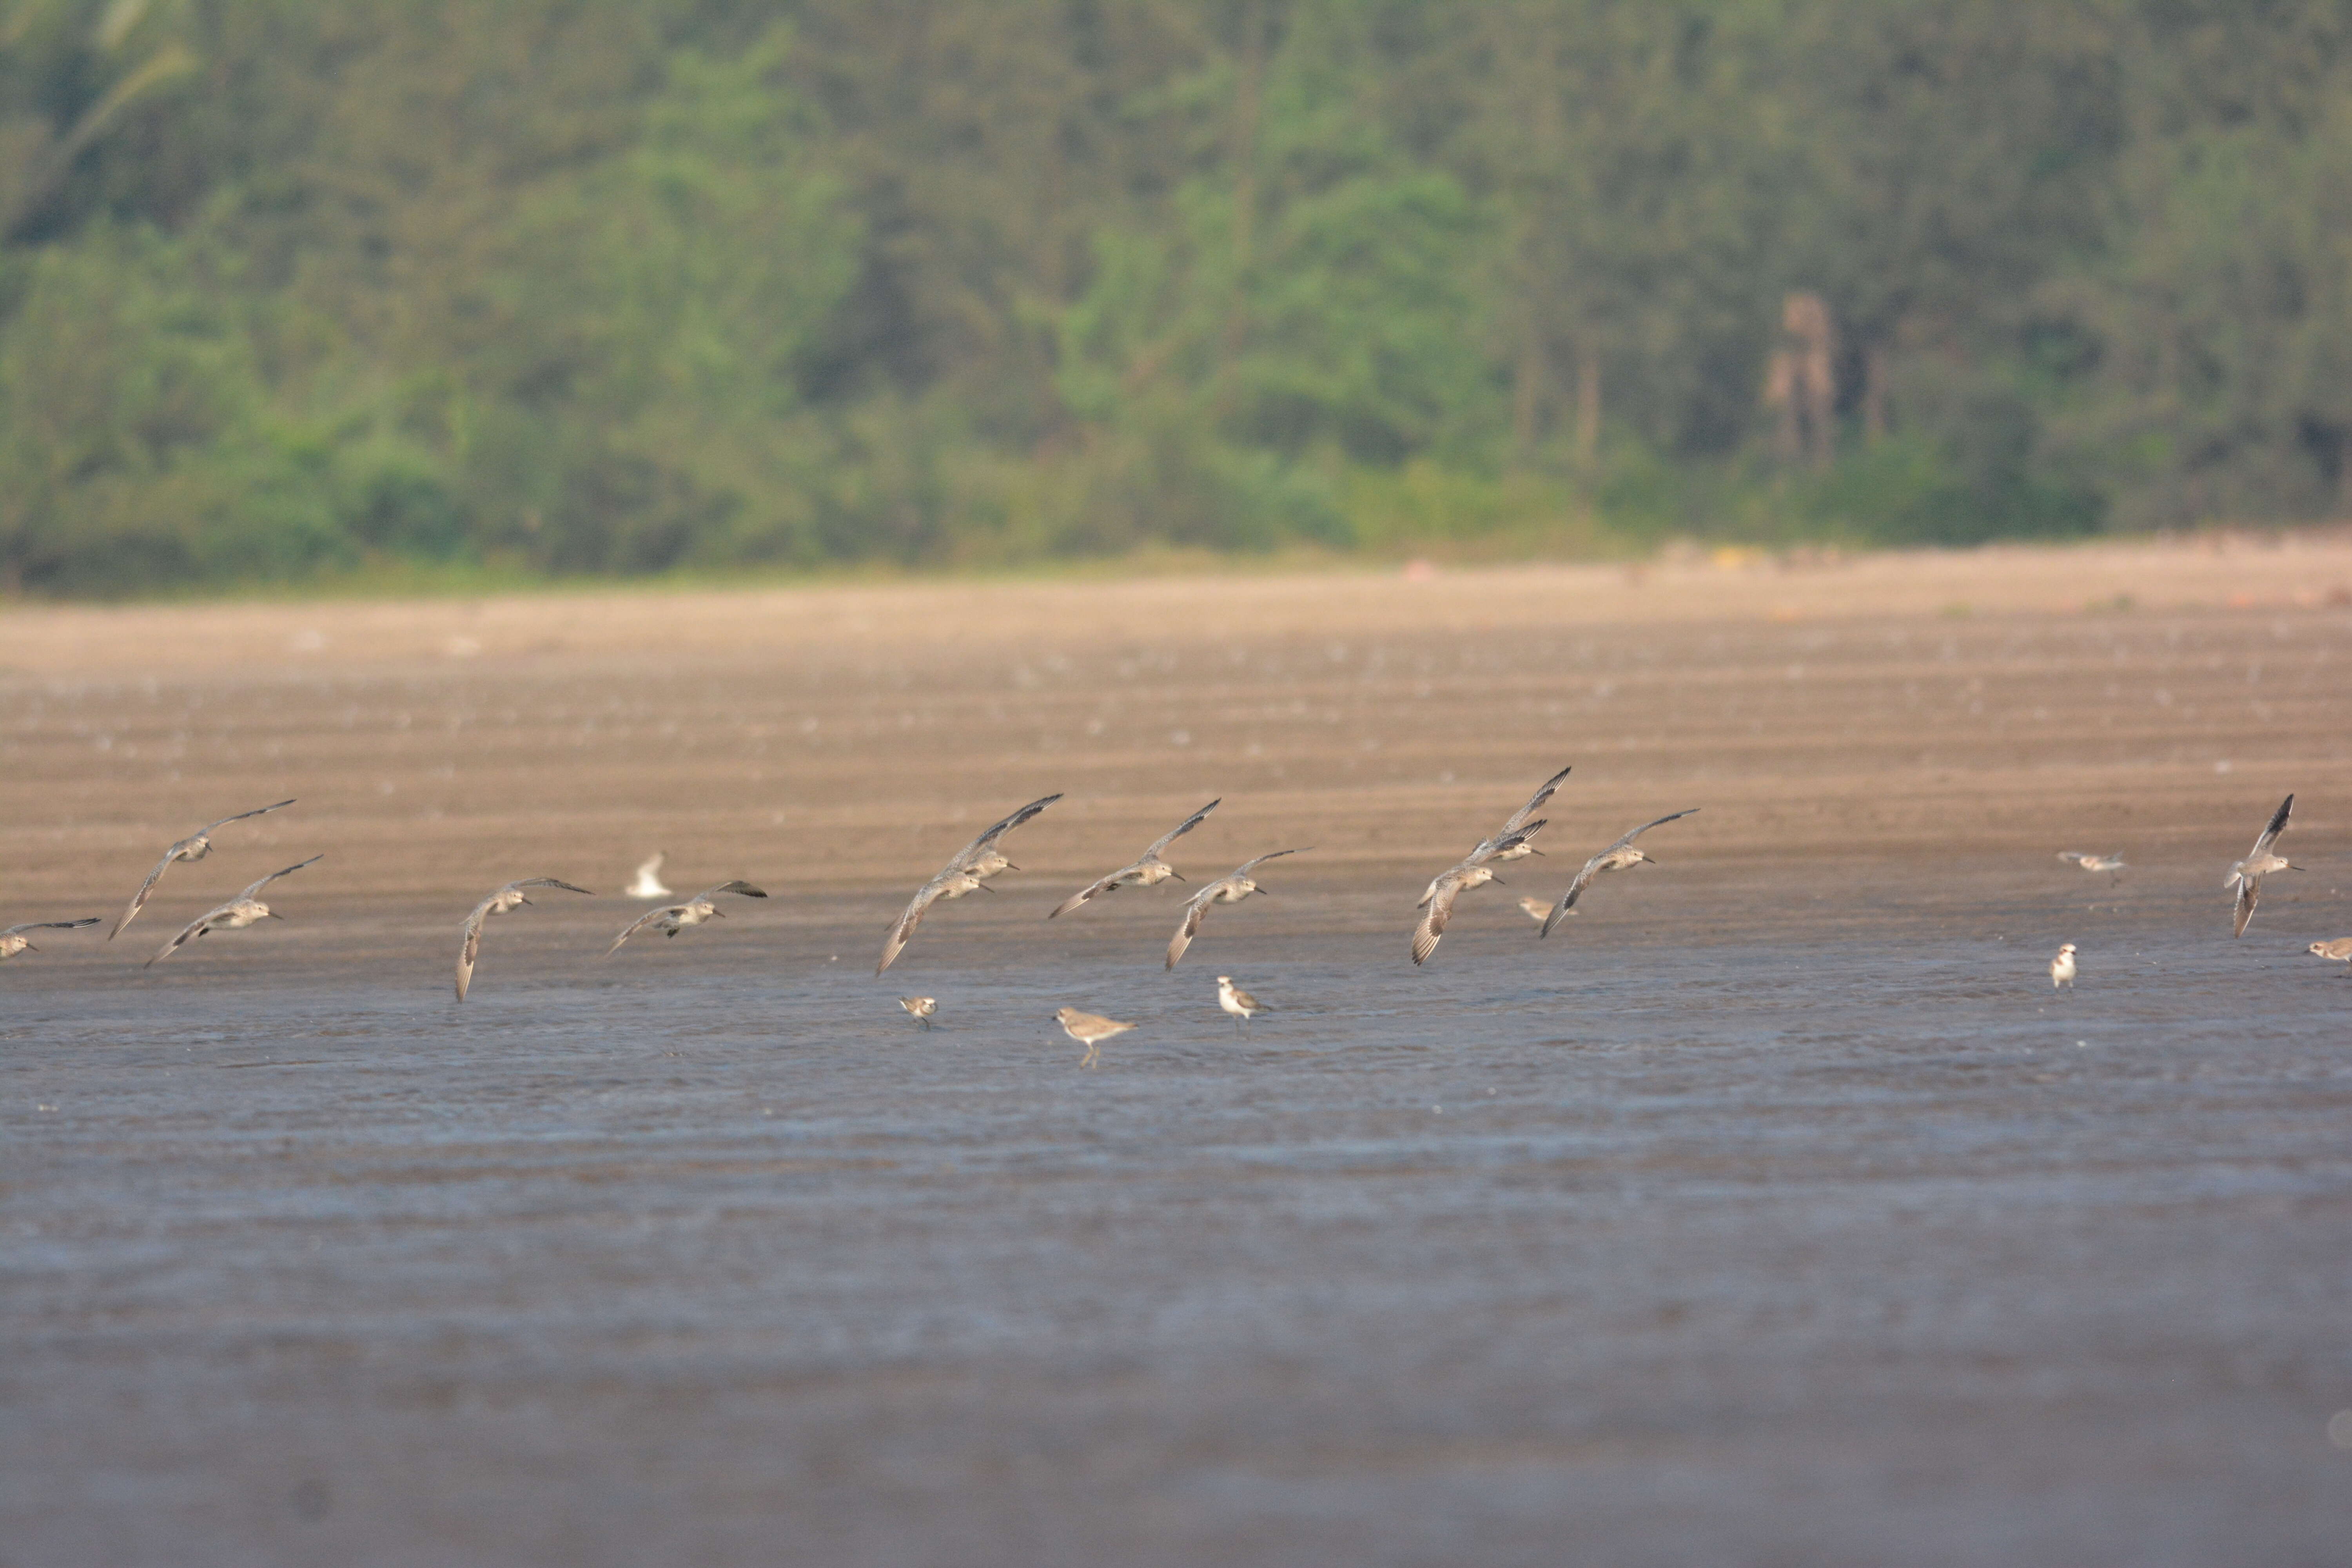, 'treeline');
2,0,2349,593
